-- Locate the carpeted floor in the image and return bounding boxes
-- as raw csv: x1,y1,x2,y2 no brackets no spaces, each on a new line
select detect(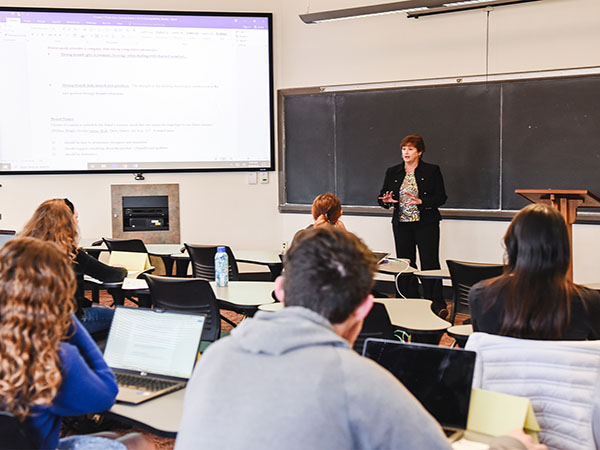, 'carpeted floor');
82,291,466,449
